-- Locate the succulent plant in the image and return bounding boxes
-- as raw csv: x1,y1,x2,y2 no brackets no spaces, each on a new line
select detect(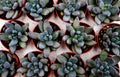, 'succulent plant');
99,24,120,56
0,51,19,77
55,0,86,23
0,0,24,19
51,53,86,77
28,21,63,57
24,0,54,21
0,21,29,53
87,0,120,24
17,52,50,77
86,51,120,77
63,17,96,54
